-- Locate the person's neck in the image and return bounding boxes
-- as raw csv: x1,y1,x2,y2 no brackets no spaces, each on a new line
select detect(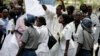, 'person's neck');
88,13,92,17
57,14,61,17
68,13,72,15
63,23,67,28
74,21,80,25
37,24,42,27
